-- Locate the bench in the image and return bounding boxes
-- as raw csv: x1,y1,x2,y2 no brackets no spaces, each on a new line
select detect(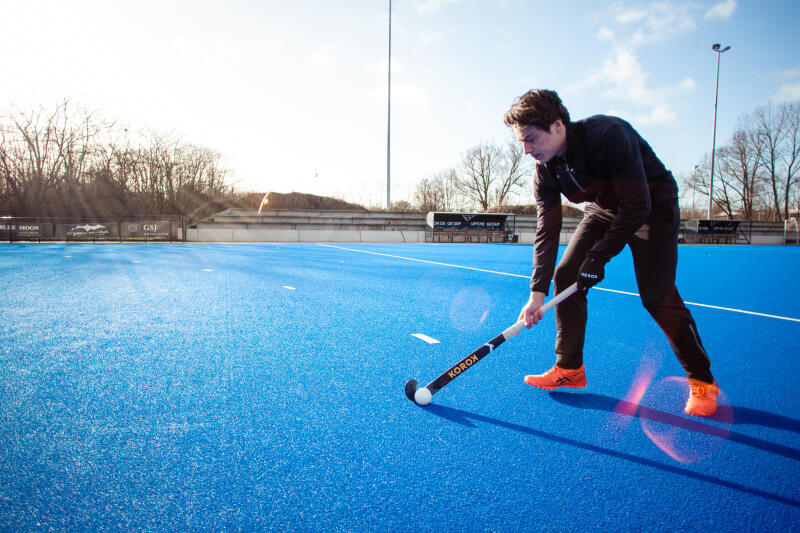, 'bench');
682,219,752,244
432,229,509,243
